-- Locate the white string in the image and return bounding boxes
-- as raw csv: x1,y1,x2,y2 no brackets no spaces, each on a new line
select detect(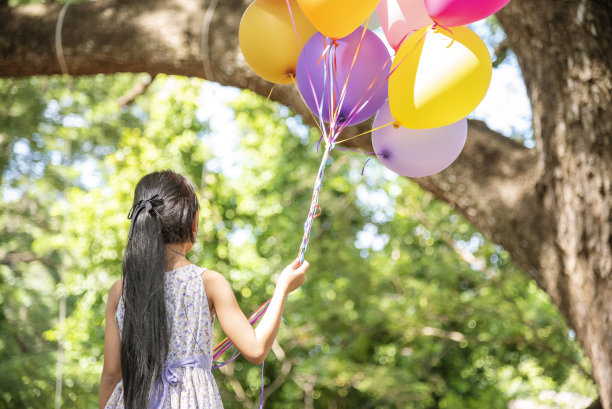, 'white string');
54,2,71,76
201,0,218,81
